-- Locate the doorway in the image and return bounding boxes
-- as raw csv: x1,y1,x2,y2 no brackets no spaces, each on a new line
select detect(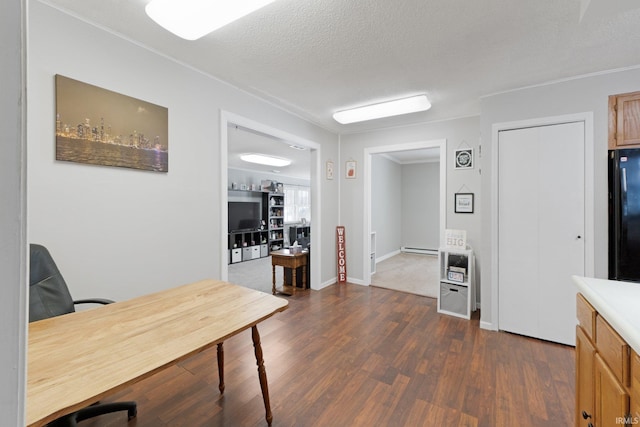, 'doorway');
220,111,321,290
363,139,447,287
492,113,594,345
